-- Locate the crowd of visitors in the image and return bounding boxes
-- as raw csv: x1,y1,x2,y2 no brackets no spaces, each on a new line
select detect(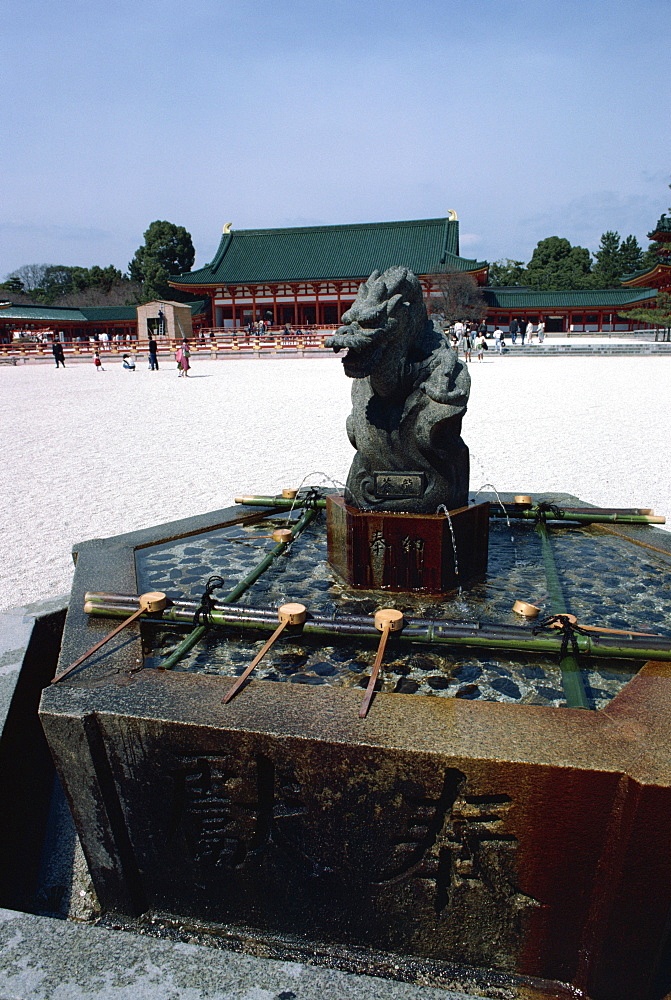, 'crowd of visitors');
448,317,546,360
507,317,546,344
